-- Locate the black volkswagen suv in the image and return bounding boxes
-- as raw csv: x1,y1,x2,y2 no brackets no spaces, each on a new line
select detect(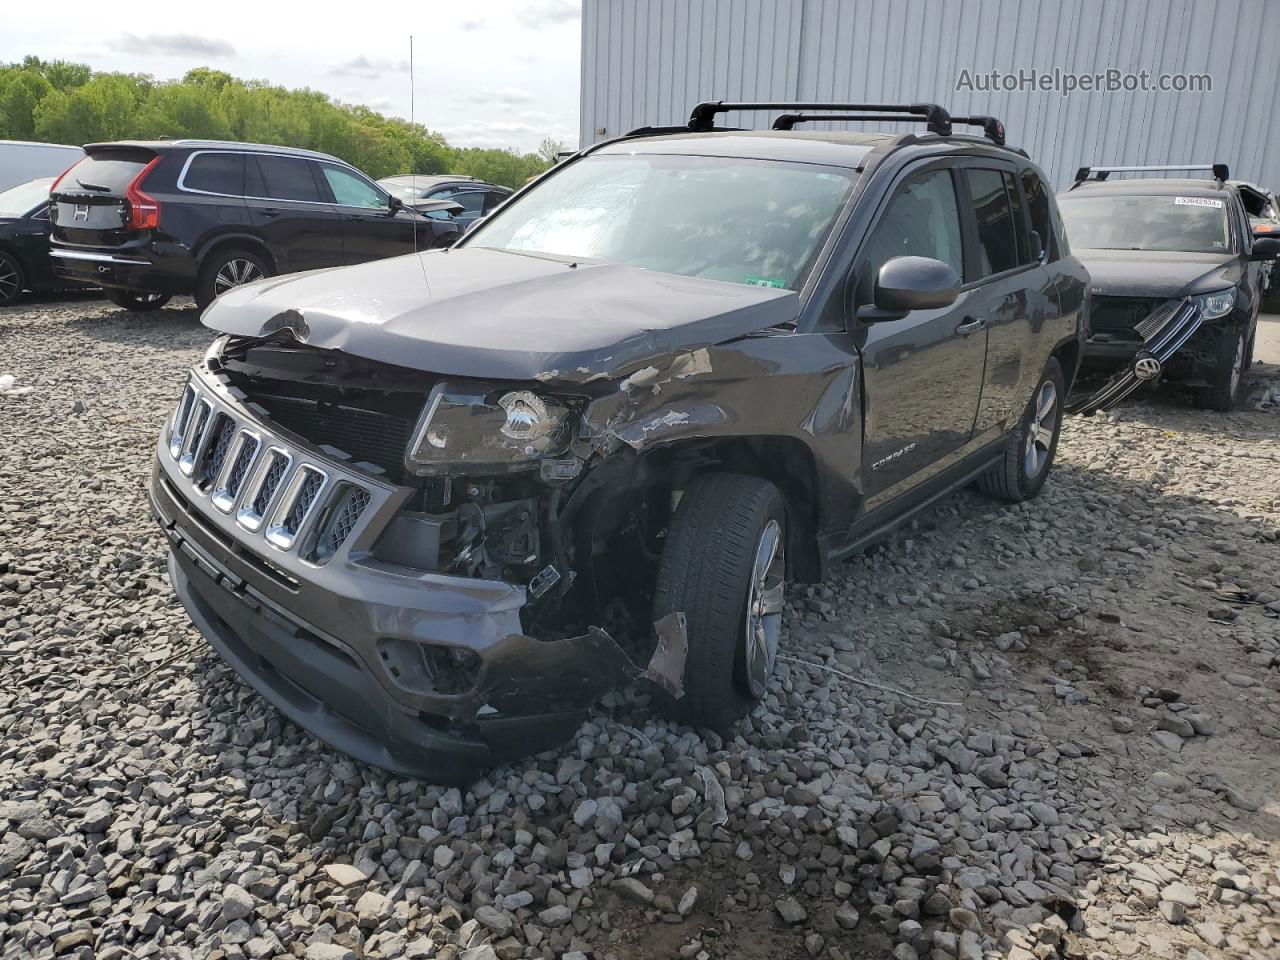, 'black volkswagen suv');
1059,165,1280,411
151,101,1087,782
48,141,459,312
